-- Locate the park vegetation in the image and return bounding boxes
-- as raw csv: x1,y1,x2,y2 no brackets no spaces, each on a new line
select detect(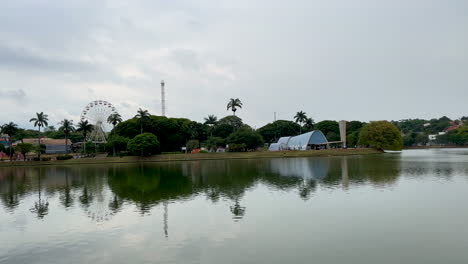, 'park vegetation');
2,97,467,160
358,121,403,151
